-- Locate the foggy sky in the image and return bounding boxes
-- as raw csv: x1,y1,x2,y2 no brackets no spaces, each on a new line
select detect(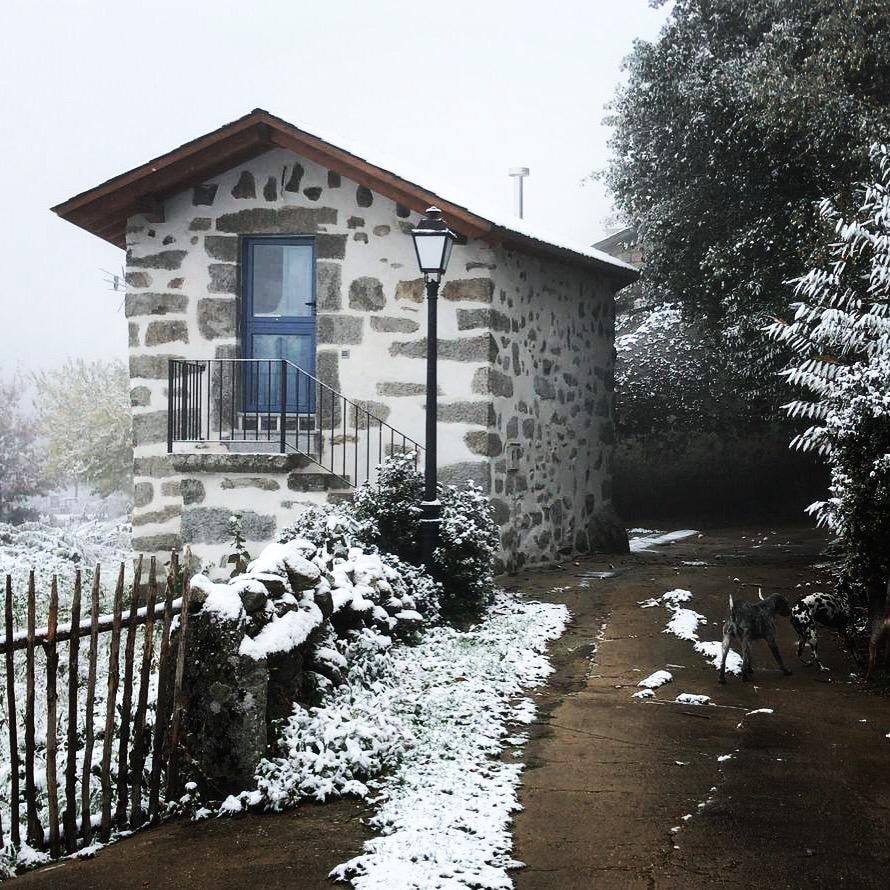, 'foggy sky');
0,0,668,374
